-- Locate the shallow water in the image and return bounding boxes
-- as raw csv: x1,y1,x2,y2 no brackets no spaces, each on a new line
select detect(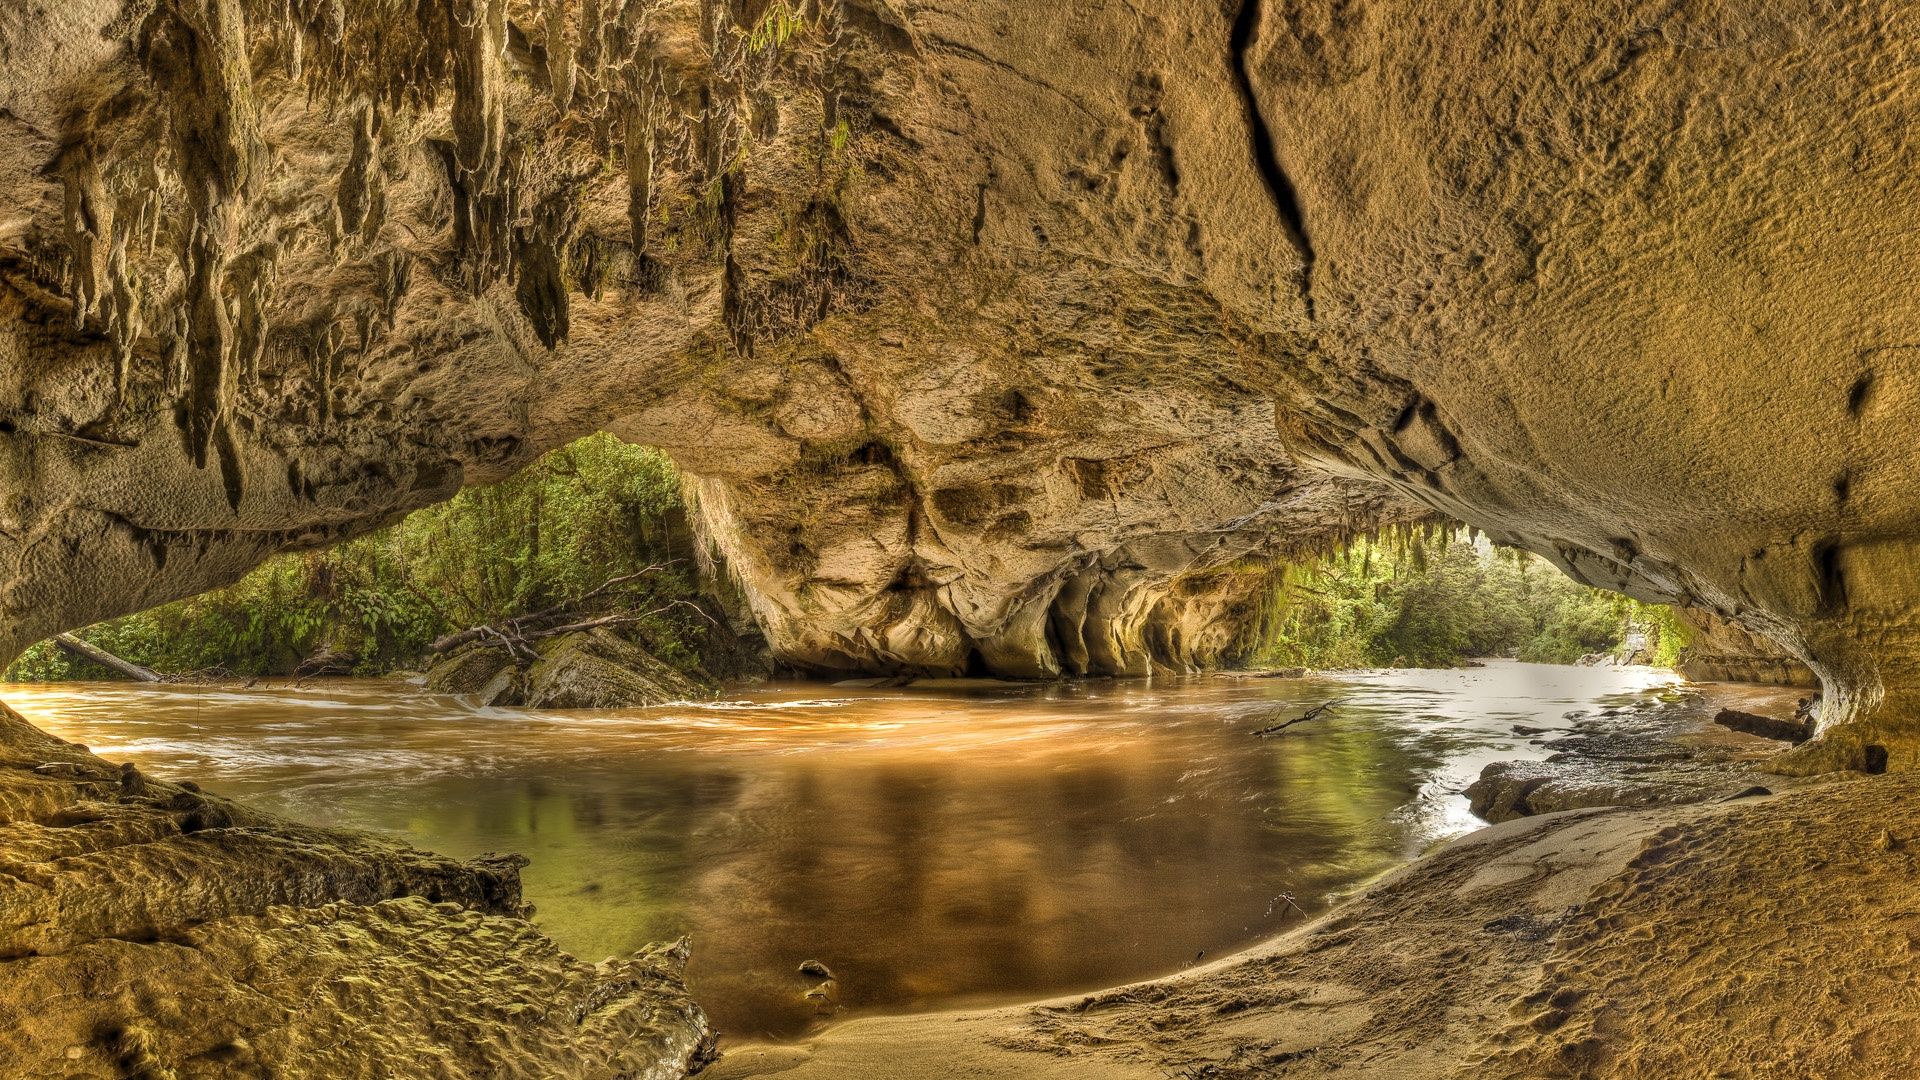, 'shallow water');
1,662,1791,1040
